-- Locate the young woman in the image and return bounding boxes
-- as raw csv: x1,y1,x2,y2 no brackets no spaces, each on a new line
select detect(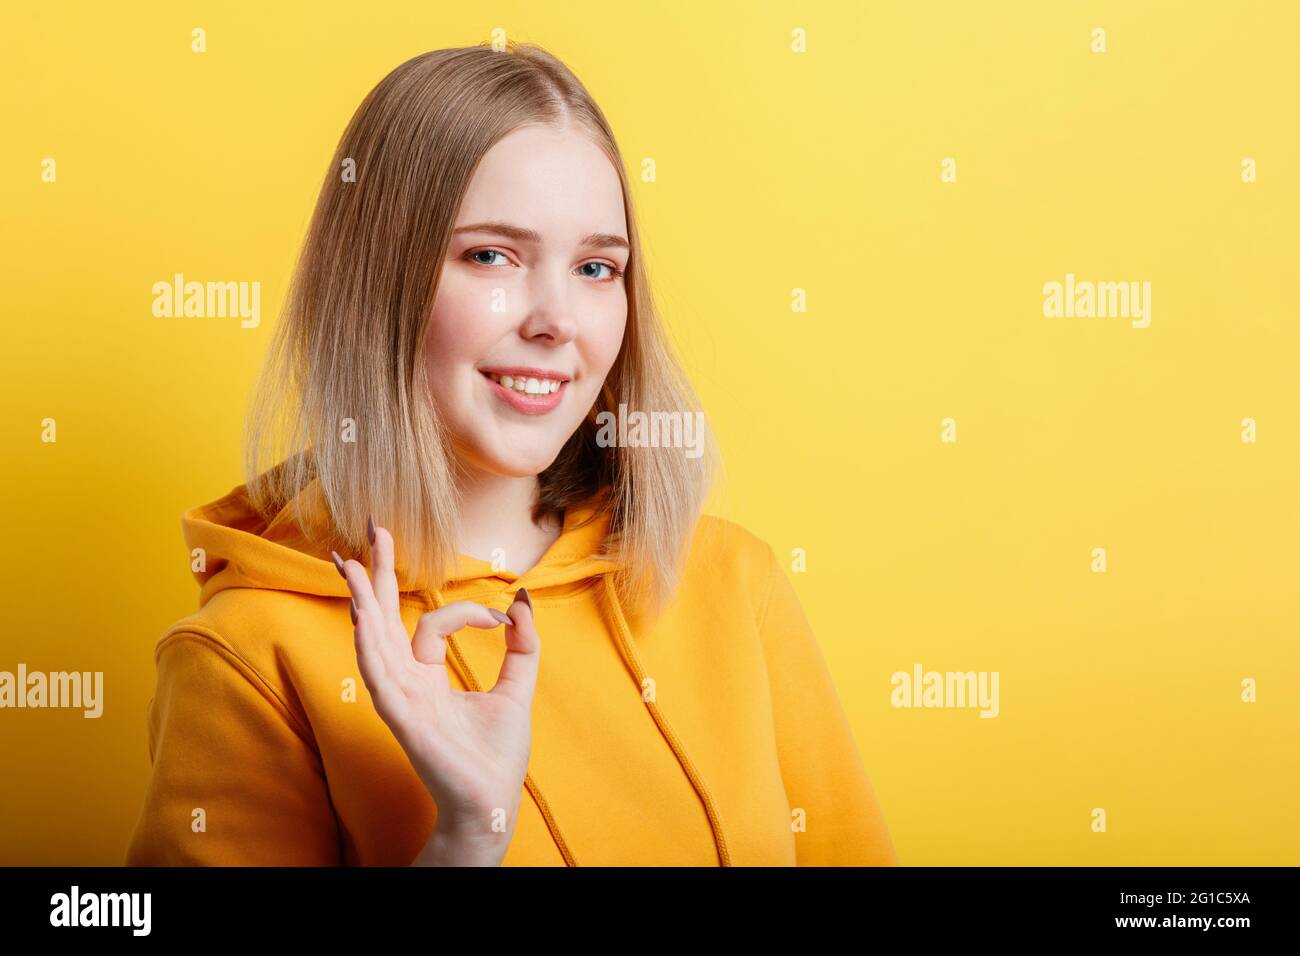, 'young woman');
126,42,898,867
